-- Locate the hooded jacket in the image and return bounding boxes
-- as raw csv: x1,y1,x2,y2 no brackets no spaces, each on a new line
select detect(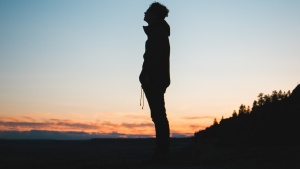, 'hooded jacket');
139,20,170,91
